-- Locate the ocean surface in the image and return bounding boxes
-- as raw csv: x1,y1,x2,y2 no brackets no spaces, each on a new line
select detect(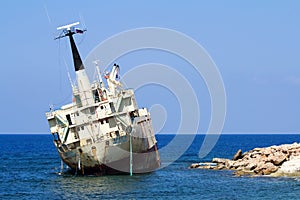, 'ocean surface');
1,134,300,199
